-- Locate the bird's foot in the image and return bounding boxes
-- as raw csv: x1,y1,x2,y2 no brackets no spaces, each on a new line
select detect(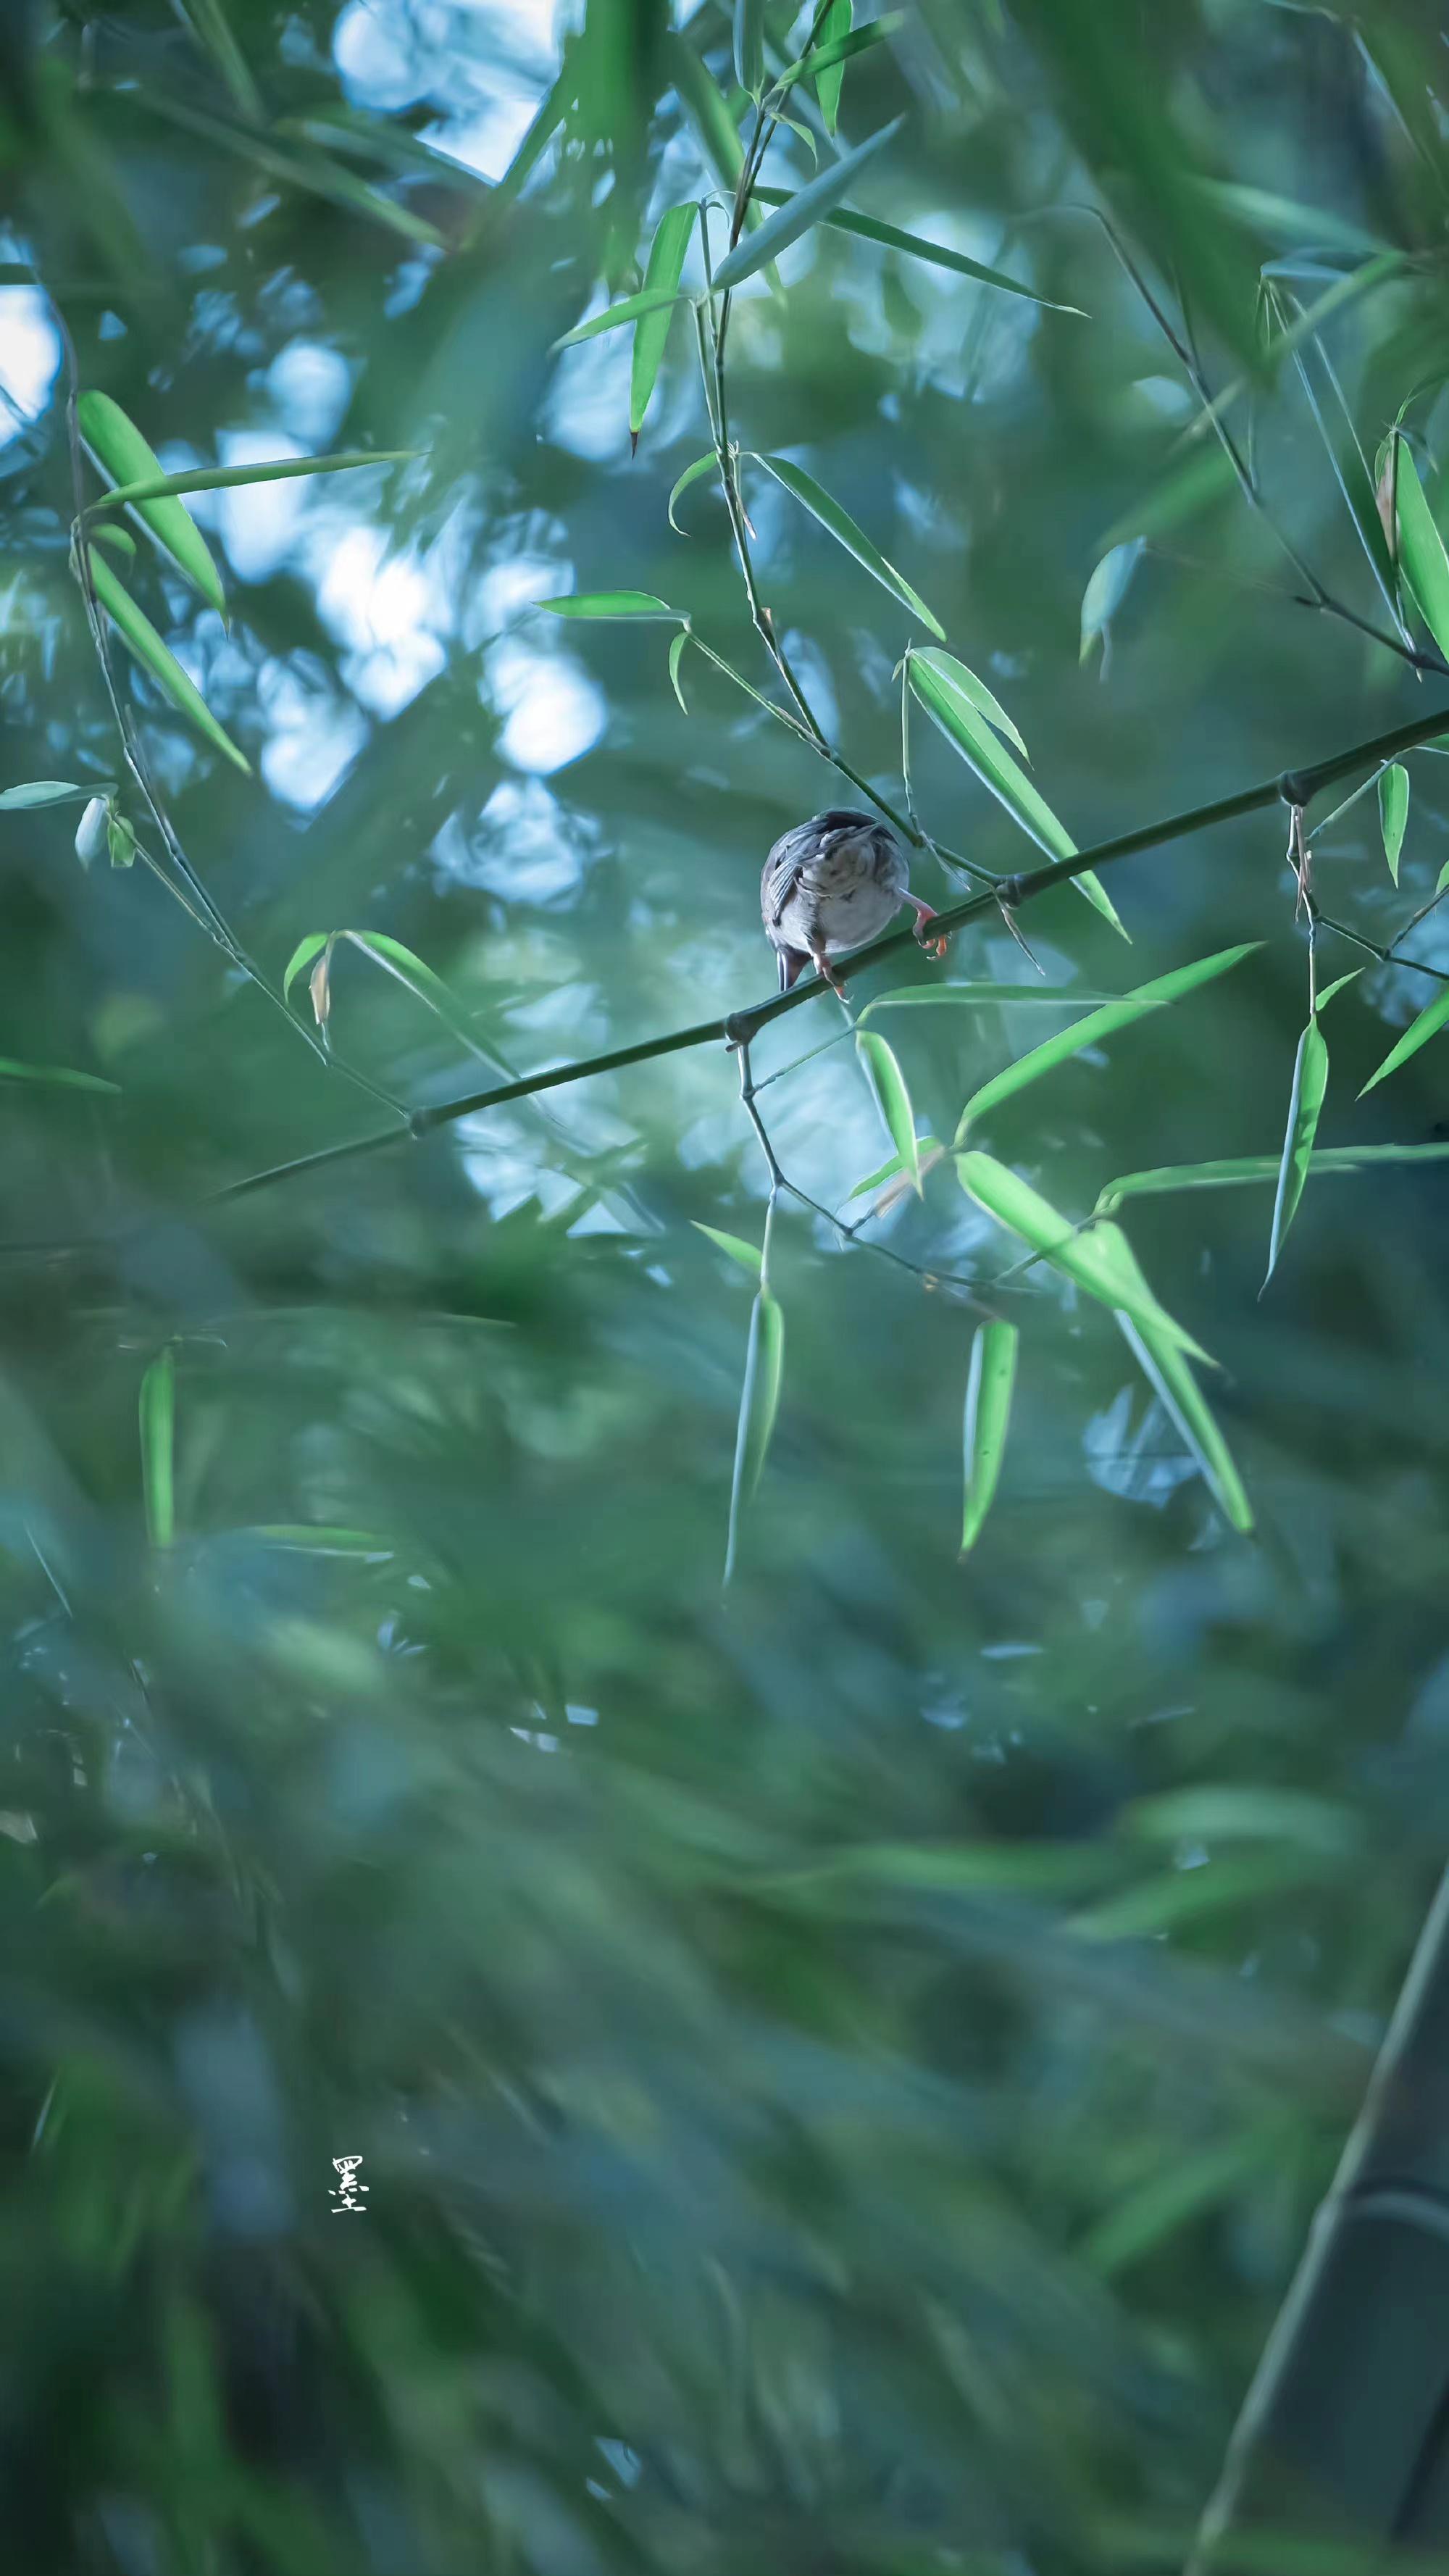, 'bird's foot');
811,954,850,999
909,899,949,960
